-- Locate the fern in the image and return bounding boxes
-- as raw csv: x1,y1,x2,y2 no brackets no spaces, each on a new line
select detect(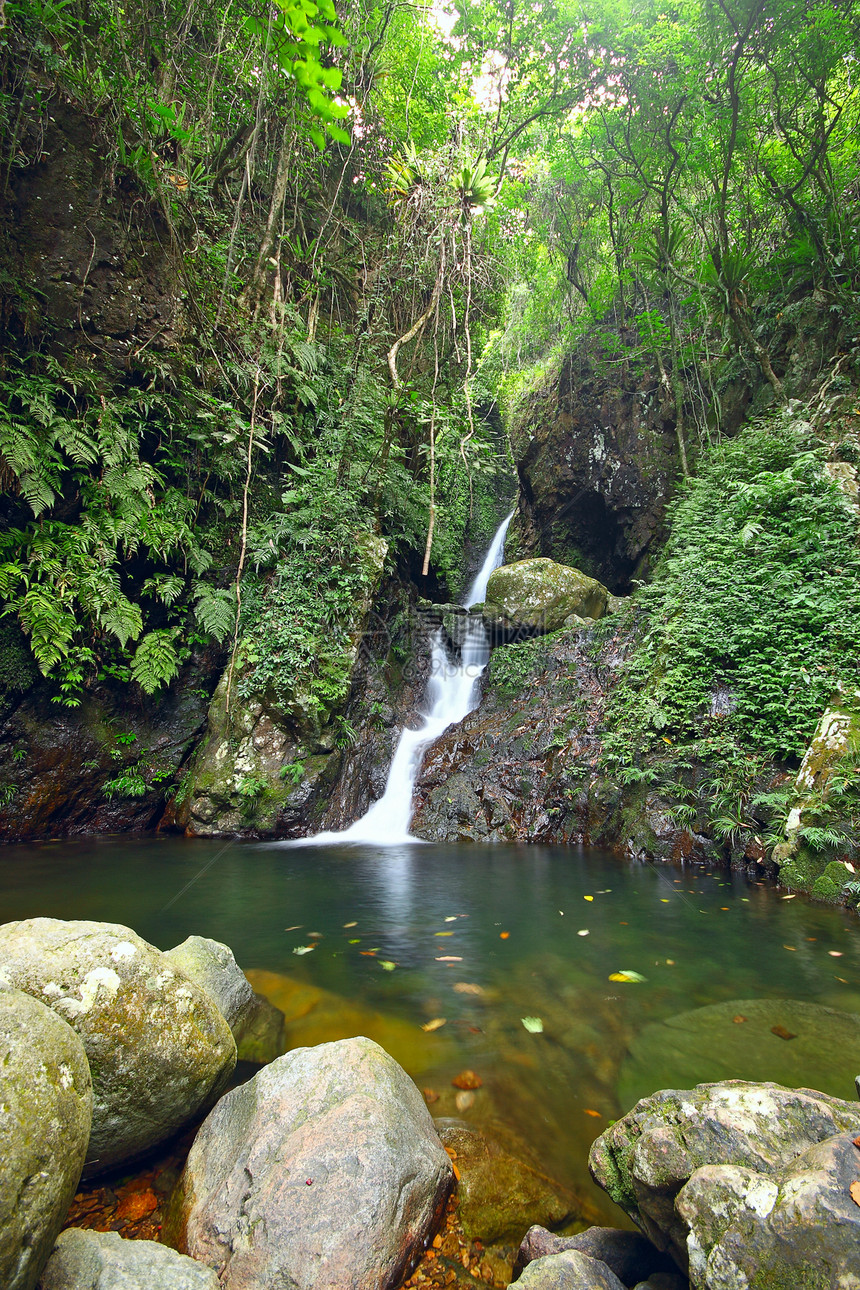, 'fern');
131,630,181,693
193,585,236,642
